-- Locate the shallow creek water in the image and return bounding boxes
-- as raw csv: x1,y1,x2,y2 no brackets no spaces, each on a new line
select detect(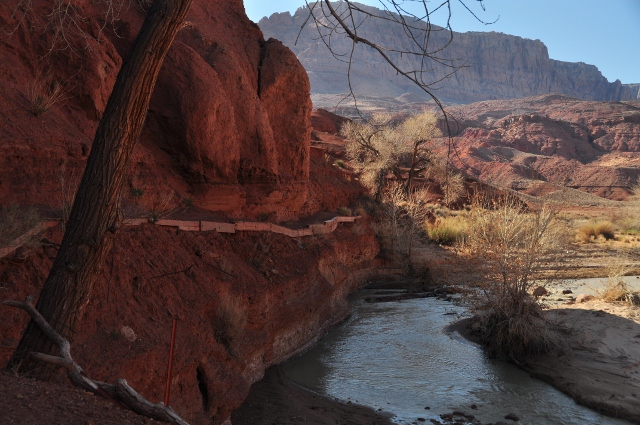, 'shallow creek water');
281,293,632,425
